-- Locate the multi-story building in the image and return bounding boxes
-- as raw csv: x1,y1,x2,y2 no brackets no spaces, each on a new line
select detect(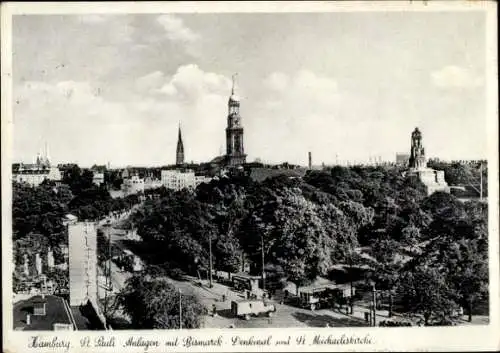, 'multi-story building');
160,169,213,191
144,176,163,190
161,169,196,191
121,174,145,195
92,172,105,186
68,221,98,307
